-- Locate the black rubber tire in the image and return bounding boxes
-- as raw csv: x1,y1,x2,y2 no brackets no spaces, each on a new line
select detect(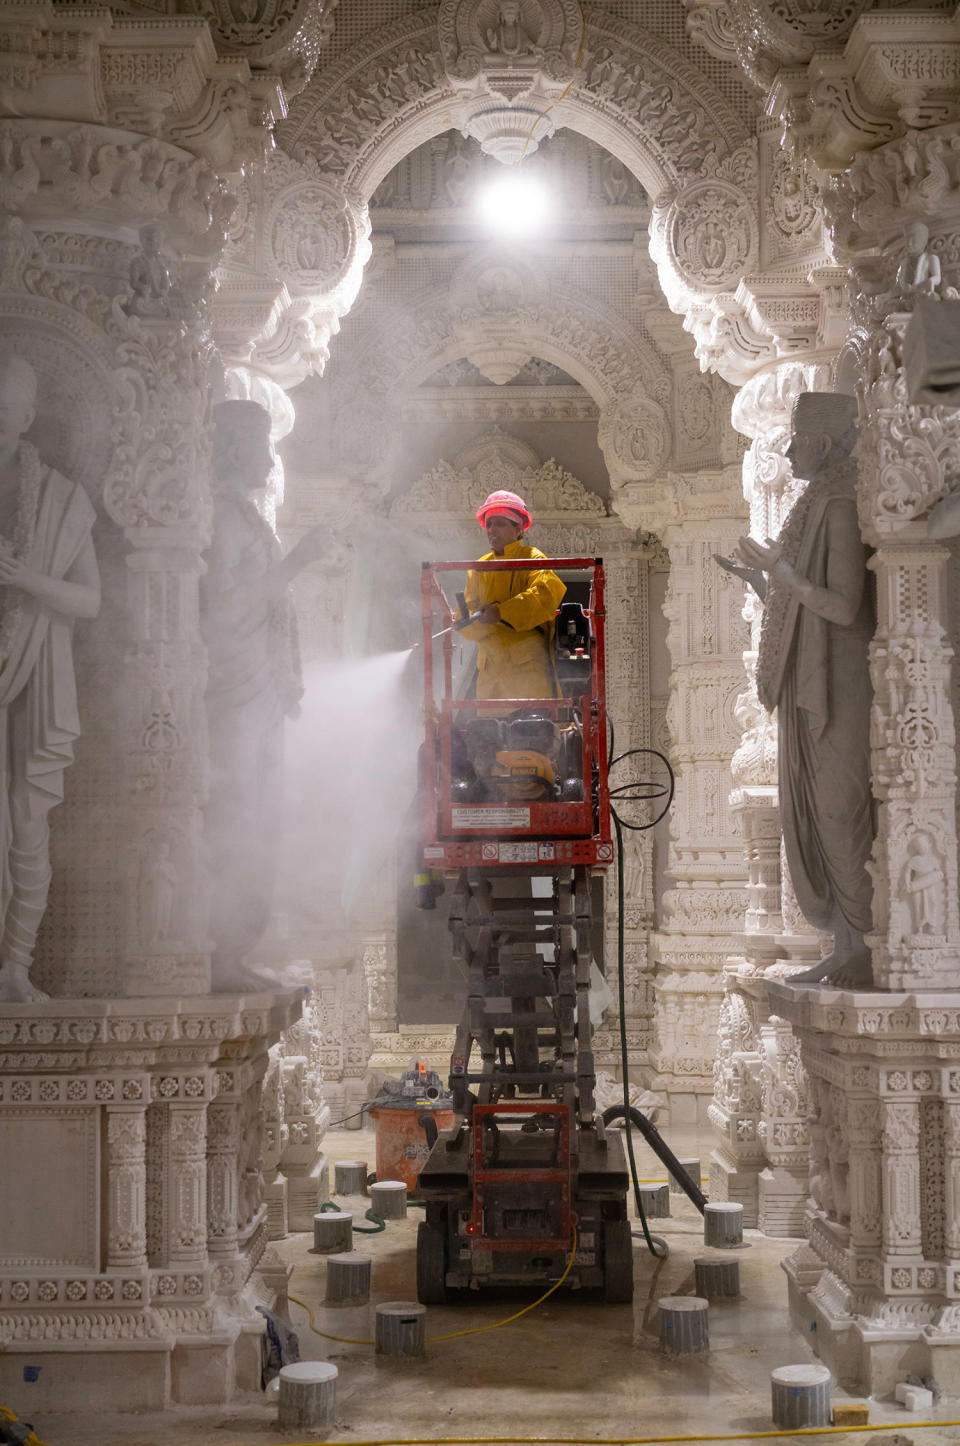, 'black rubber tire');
416,1220,449,1305
603,1219,634,1304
